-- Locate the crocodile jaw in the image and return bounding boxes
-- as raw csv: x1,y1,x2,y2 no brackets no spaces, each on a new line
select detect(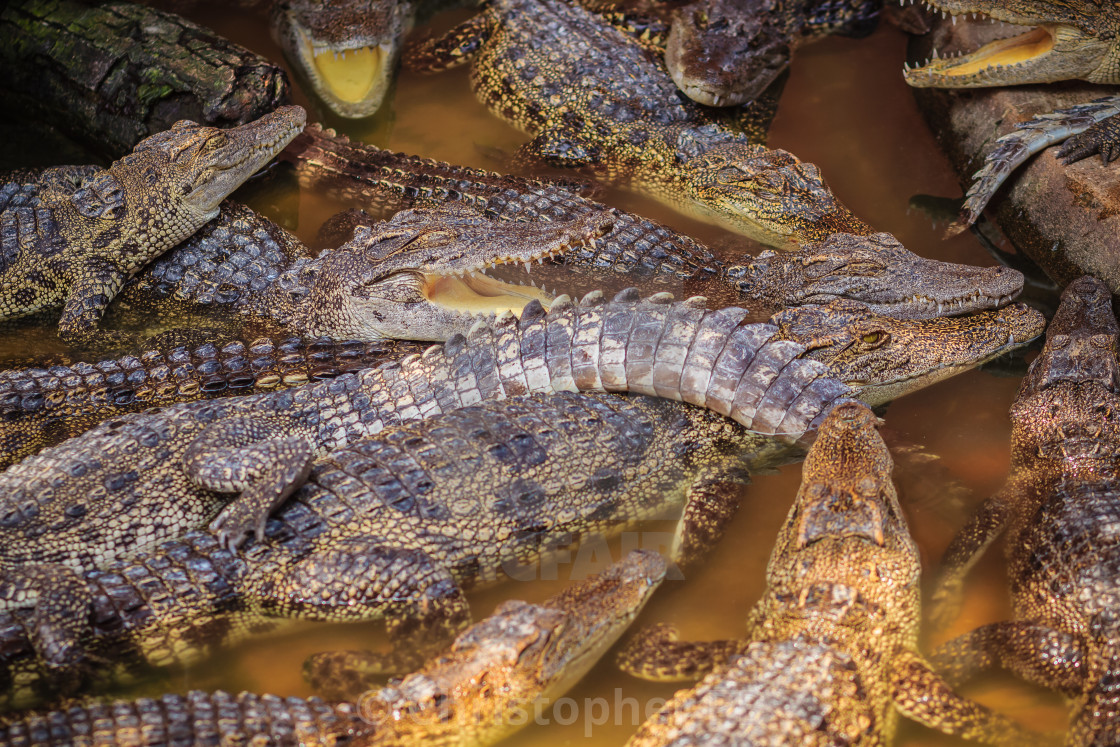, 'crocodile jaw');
903,1,1118,87
296,25,396,118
